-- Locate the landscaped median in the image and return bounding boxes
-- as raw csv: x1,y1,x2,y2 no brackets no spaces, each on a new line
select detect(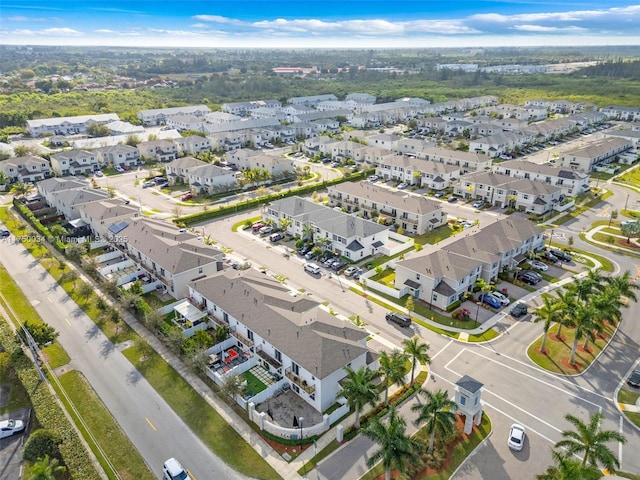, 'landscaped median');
618,388,640,429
